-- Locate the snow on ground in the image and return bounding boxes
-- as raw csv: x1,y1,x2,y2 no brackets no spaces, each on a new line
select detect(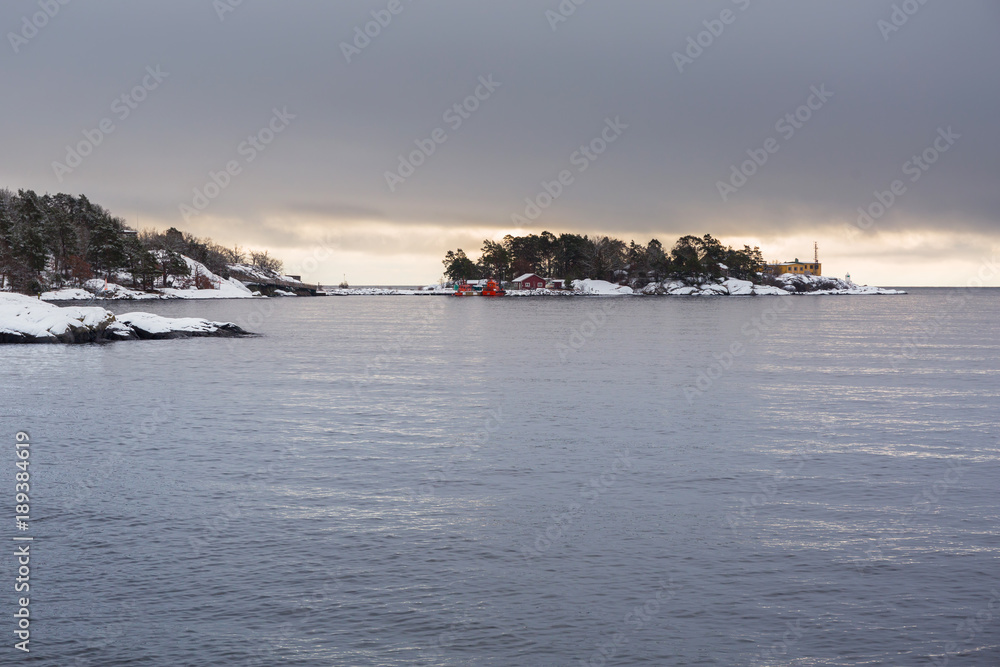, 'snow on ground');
31,266,901,302
39,288,94,301
157,257,256,299
227,263,282,283
328,288,420,296
774,273,905,295
85,279,166,300
506,288,574,297
159,277,254,299
805,285,907,295
571,279,634,295
0,292,250,344
0,292,115,343
642,279,772,296
638,274,902,296
40,278,255,301
751,284,791,296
